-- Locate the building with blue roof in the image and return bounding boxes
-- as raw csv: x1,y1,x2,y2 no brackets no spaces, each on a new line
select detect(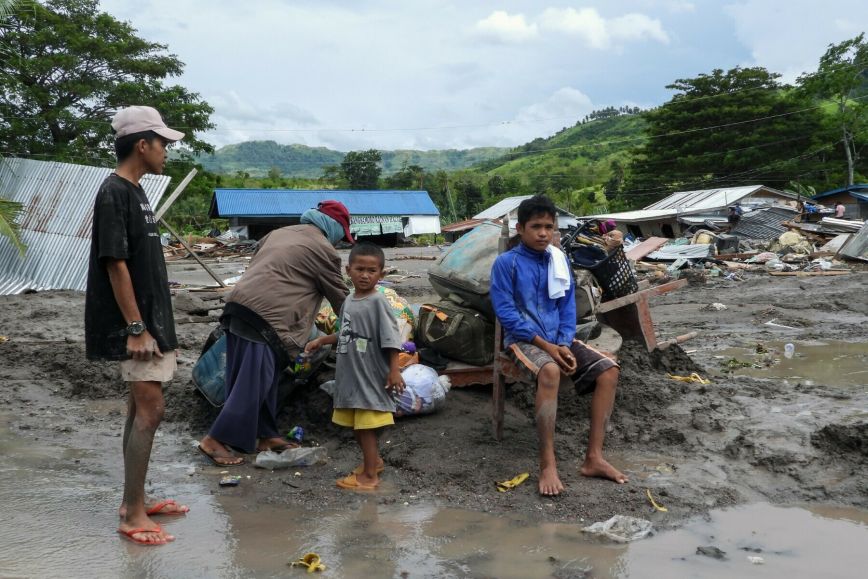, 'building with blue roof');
811,184,868,220
210,189,441,241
